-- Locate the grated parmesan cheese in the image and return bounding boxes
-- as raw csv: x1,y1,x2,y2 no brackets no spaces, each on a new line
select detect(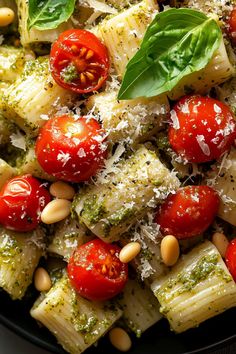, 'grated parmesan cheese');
196,135,211,156
10,130,26,151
